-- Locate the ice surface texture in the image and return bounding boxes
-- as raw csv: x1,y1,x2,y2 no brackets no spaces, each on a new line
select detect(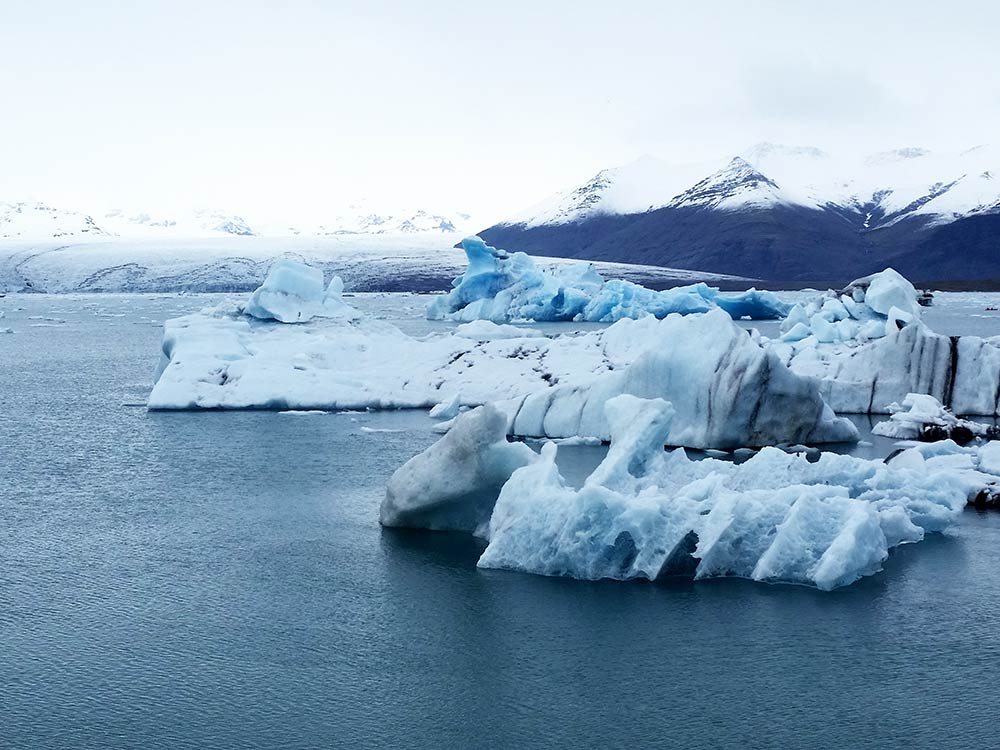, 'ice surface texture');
502,309,857,449
426,237,790,323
